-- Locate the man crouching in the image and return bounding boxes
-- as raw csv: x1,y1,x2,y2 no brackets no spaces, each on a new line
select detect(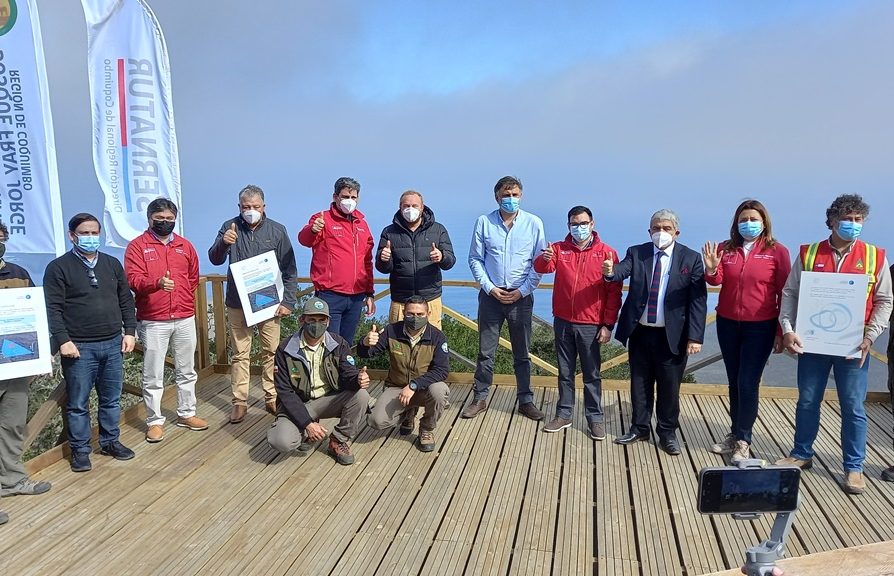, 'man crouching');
267,297,370,465
358,296,450,452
